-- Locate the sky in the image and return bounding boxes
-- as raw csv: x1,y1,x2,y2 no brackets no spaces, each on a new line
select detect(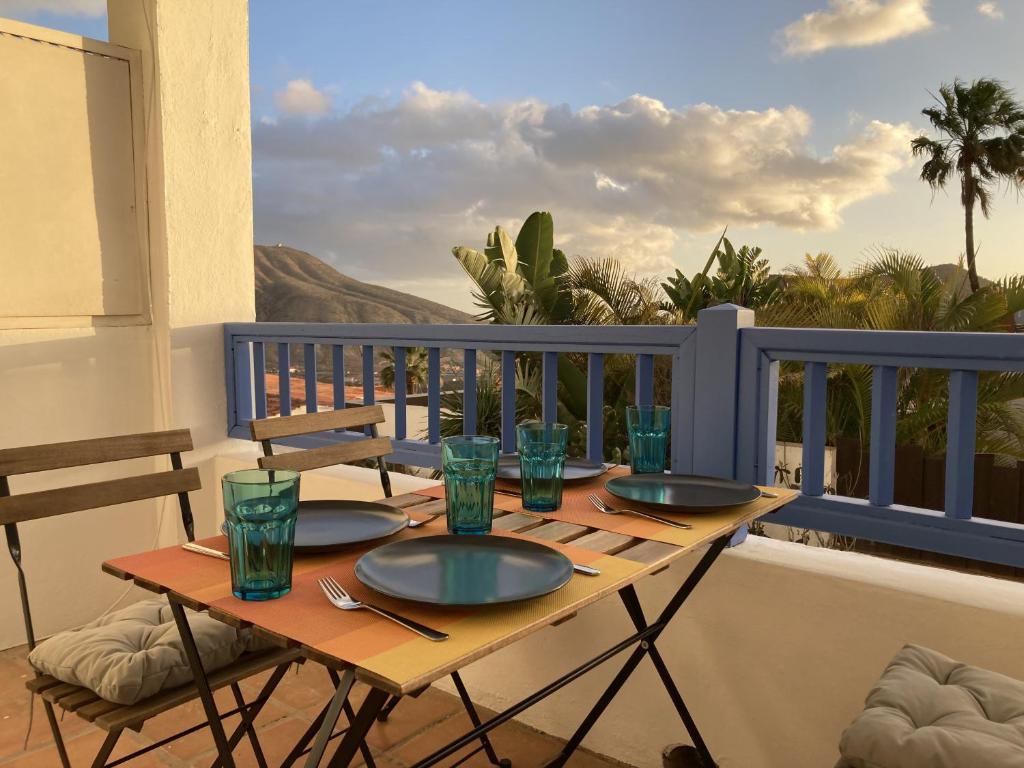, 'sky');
3,0,1023,313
